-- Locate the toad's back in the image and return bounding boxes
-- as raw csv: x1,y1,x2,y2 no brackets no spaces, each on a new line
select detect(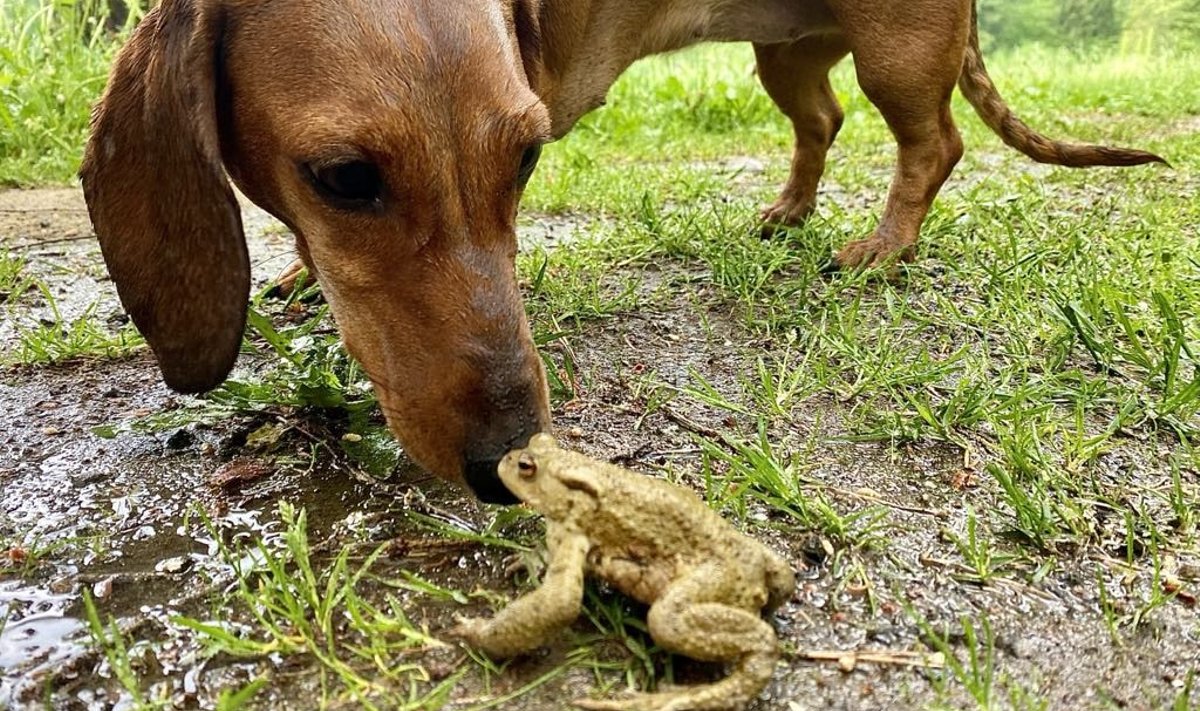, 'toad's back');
570,461,777,607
